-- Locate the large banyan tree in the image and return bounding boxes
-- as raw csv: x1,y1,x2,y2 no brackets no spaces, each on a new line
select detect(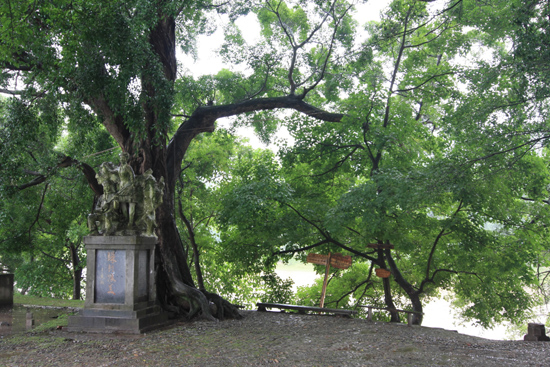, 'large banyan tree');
0,0,351,318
